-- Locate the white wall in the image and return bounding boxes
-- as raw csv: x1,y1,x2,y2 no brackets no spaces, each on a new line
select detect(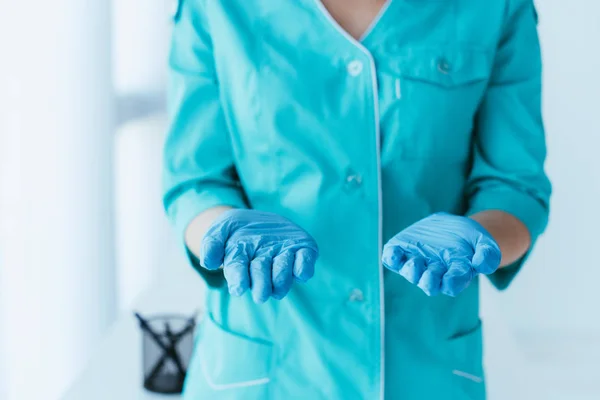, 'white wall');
0,238,8,400
482,0,600,337
480,4,600,397
111,0,172,96
114,115,175,311
0,1,174,398
110,0,174,310
0,2,117,400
